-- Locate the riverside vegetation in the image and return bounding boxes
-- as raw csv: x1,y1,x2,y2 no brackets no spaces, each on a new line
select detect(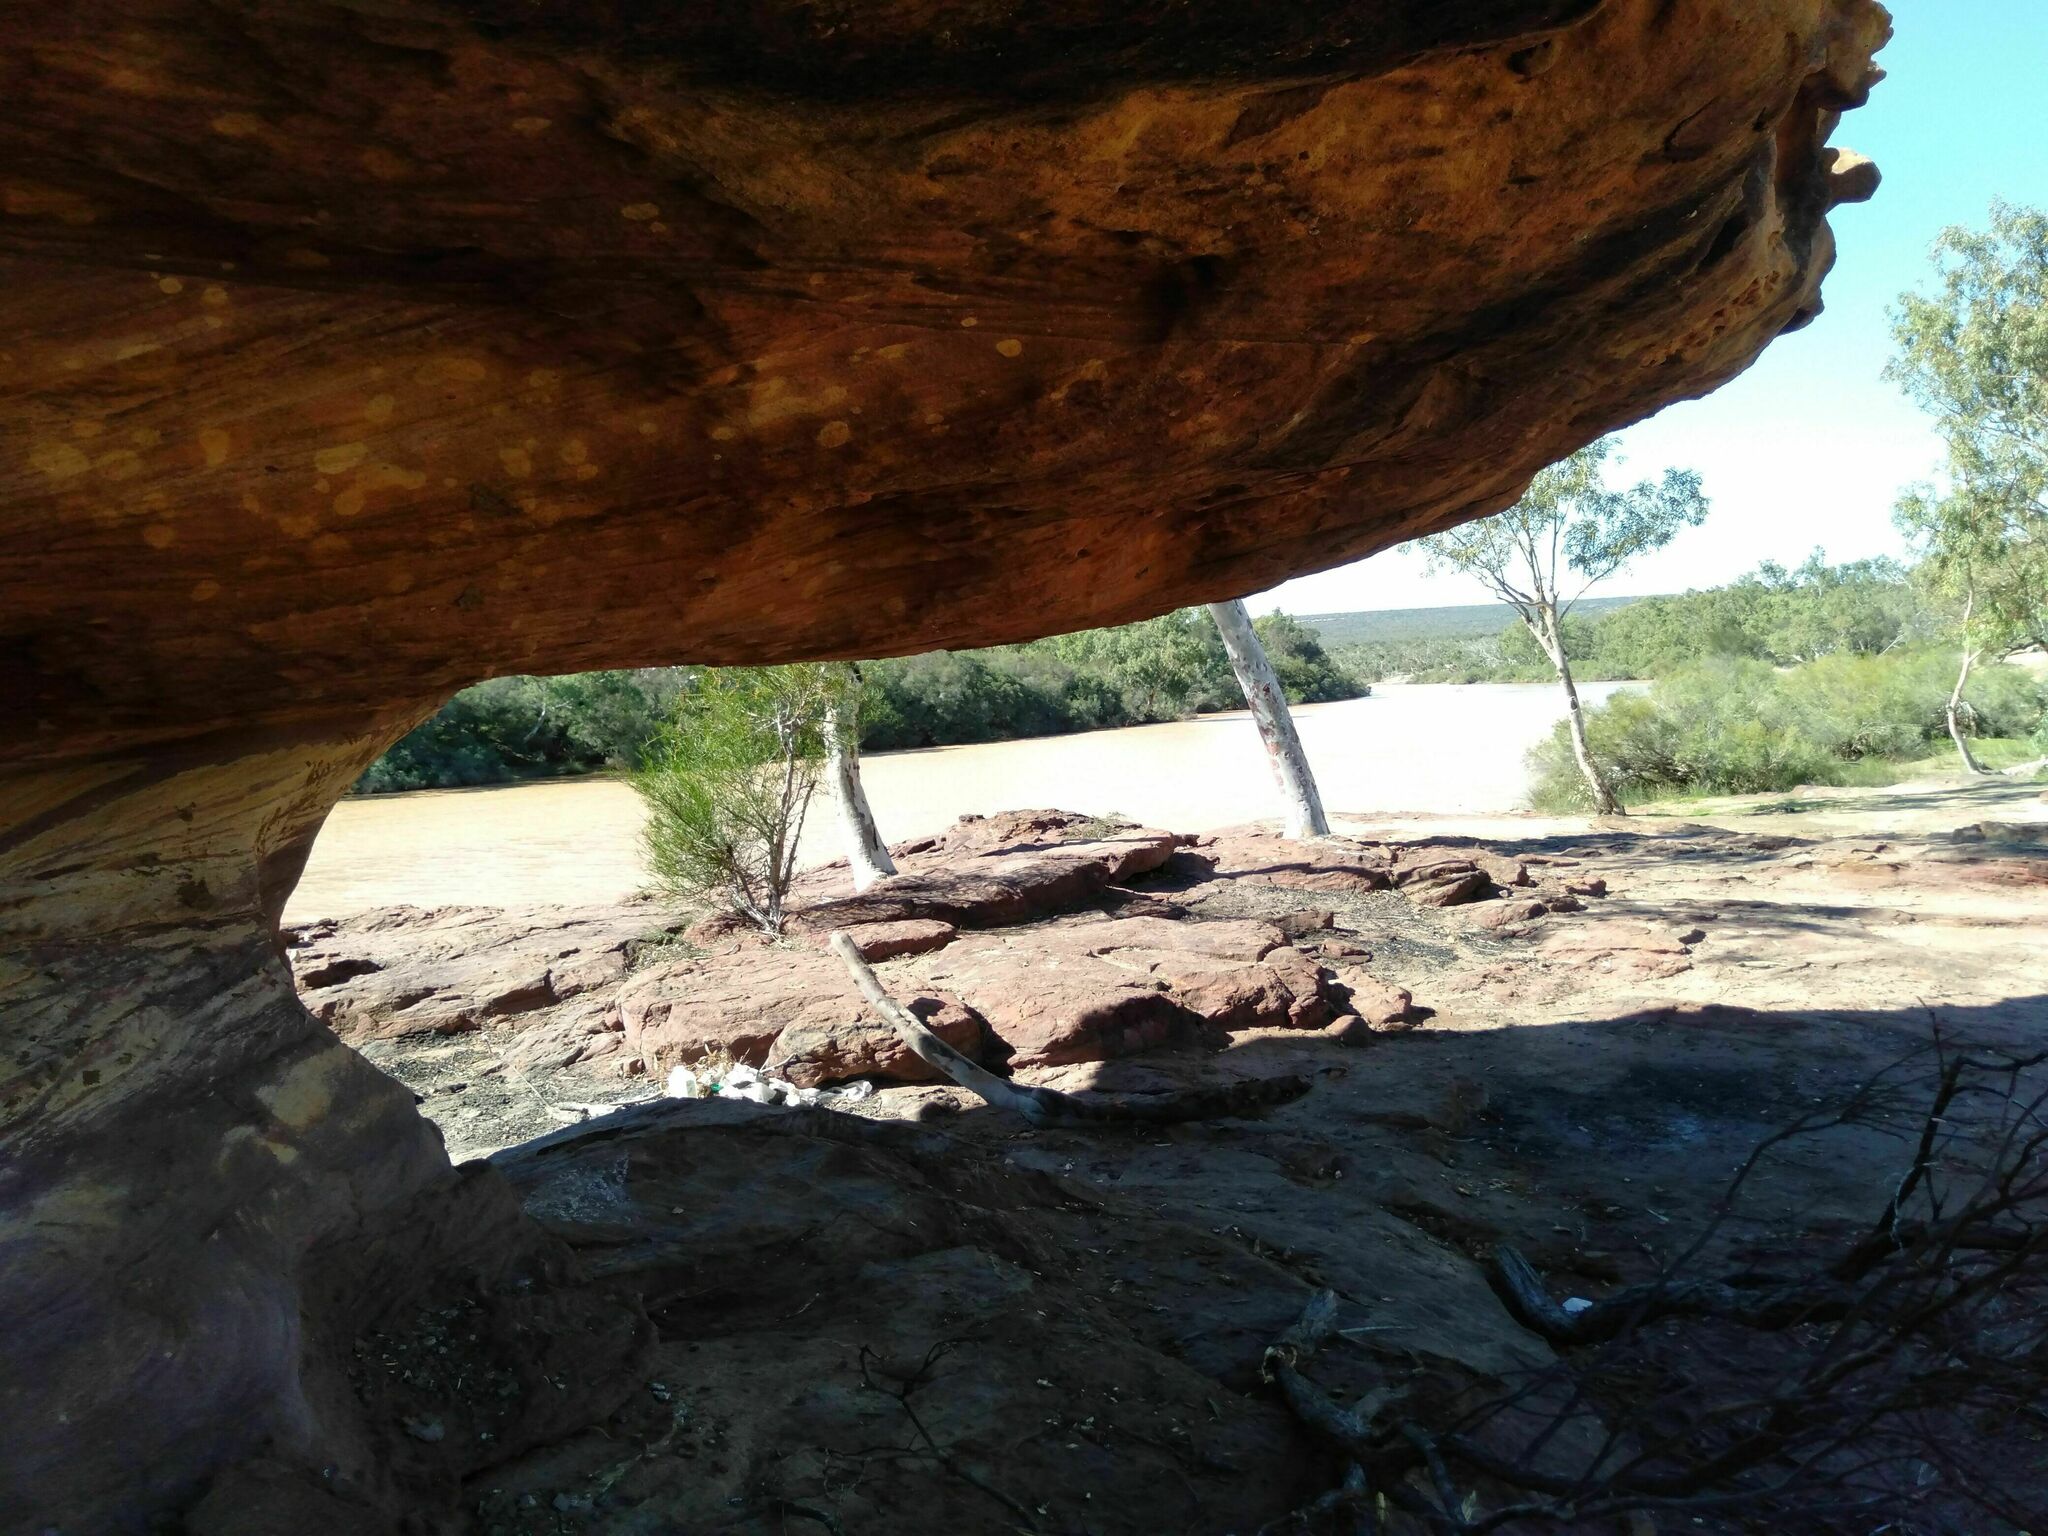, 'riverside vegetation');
1352,553,2047,809
355,608,1363,793
355,556,2046,811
